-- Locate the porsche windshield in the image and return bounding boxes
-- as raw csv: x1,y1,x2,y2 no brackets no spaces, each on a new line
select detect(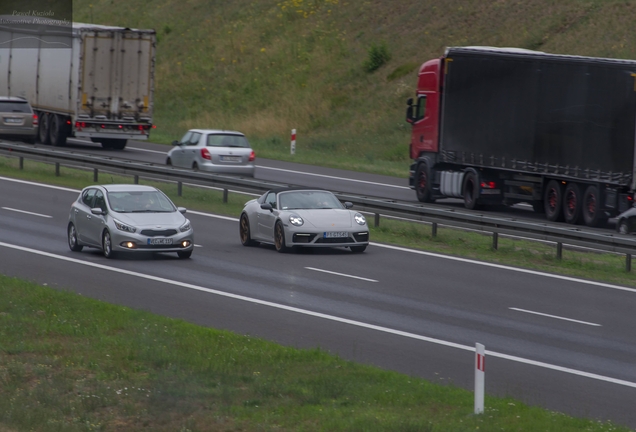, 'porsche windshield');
279,191,343,210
